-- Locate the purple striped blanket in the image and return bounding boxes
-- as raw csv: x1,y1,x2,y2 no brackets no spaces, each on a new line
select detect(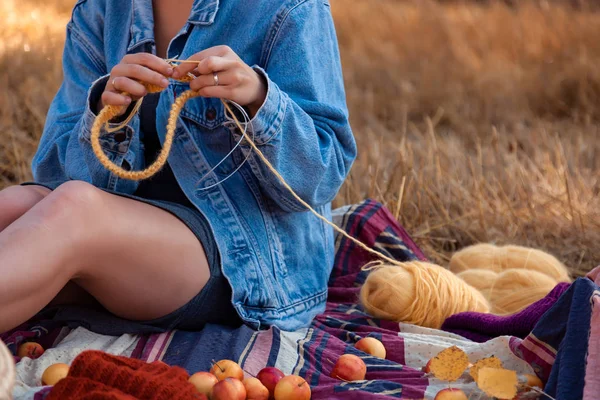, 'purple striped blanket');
2,199,597,399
